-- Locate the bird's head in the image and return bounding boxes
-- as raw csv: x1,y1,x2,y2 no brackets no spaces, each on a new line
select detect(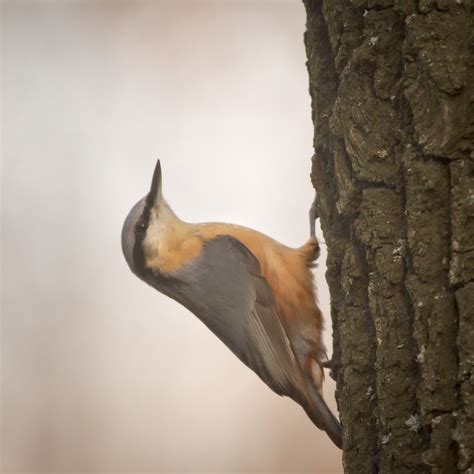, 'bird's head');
121,159,164,277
